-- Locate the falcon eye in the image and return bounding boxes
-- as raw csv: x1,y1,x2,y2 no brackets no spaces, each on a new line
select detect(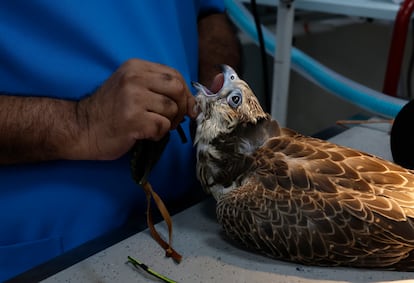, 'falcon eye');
227,91,242,108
